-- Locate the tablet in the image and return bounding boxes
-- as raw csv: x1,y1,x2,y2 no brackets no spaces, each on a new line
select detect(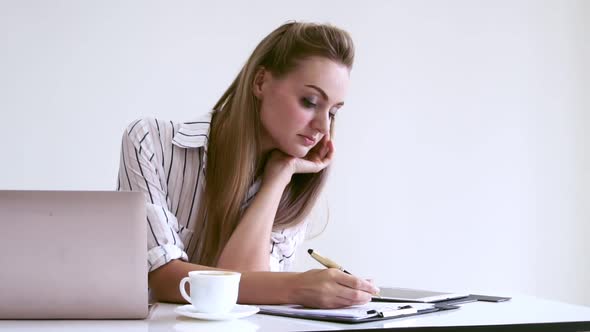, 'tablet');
373,287,470,303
